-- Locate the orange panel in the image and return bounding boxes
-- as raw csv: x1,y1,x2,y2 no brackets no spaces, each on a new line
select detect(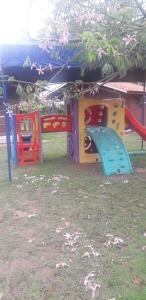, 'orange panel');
41,114,72,133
